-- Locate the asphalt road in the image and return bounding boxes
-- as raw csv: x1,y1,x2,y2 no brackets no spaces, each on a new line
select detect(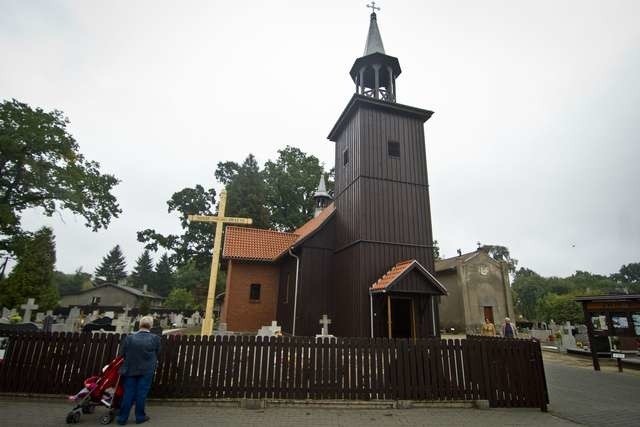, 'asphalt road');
544,353,640,426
